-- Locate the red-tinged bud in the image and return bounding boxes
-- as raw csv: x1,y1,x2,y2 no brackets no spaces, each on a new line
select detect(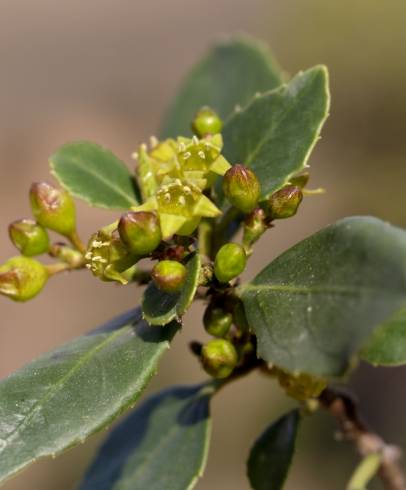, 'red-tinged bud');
151,260,187,293
8,219,50,256
203,306,233,338
214,243,247,283
0,256,48,301
191,106,223,137
222,164,260,213
201,339,238,379
118,211,161,256
267,185,303,219
29,182,76,236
